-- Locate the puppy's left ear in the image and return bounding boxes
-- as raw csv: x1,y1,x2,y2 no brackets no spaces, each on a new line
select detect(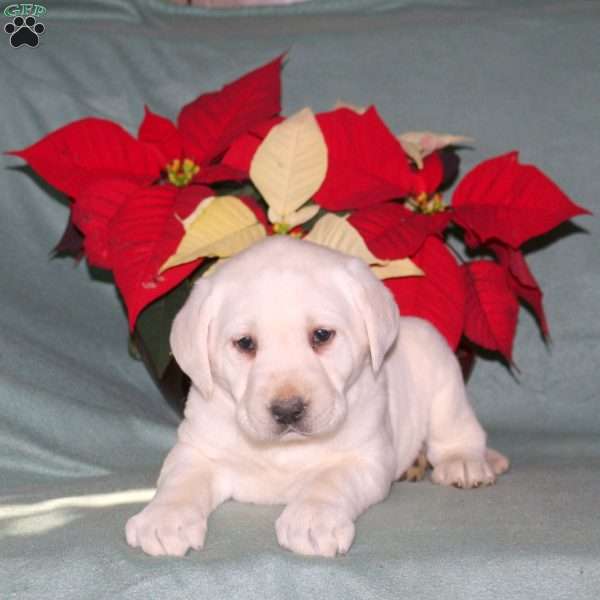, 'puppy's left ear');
344,258,400,373
170,277,218,399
